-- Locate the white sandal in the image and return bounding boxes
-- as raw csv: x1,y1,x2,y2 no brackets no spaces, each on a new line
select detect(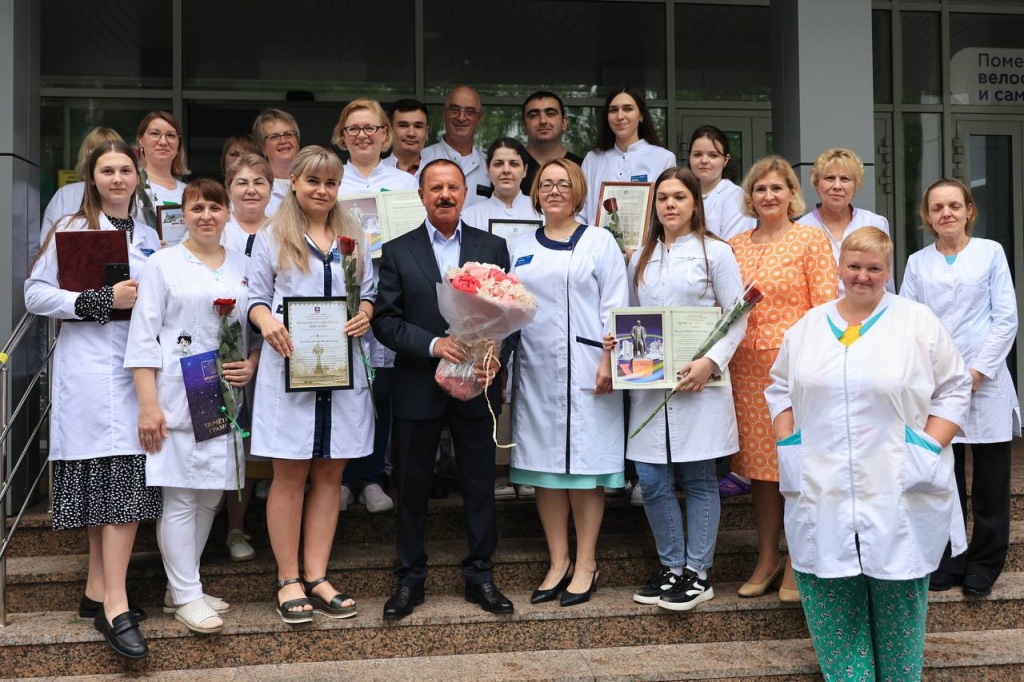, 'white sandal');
174,597,224,634
163,592,233,614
